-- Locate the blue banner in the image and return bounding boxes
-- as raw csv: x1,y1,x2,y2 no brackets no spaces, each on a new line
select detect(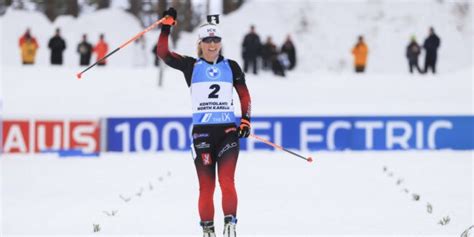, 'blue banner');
107,117,193,152
106,116,474,152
